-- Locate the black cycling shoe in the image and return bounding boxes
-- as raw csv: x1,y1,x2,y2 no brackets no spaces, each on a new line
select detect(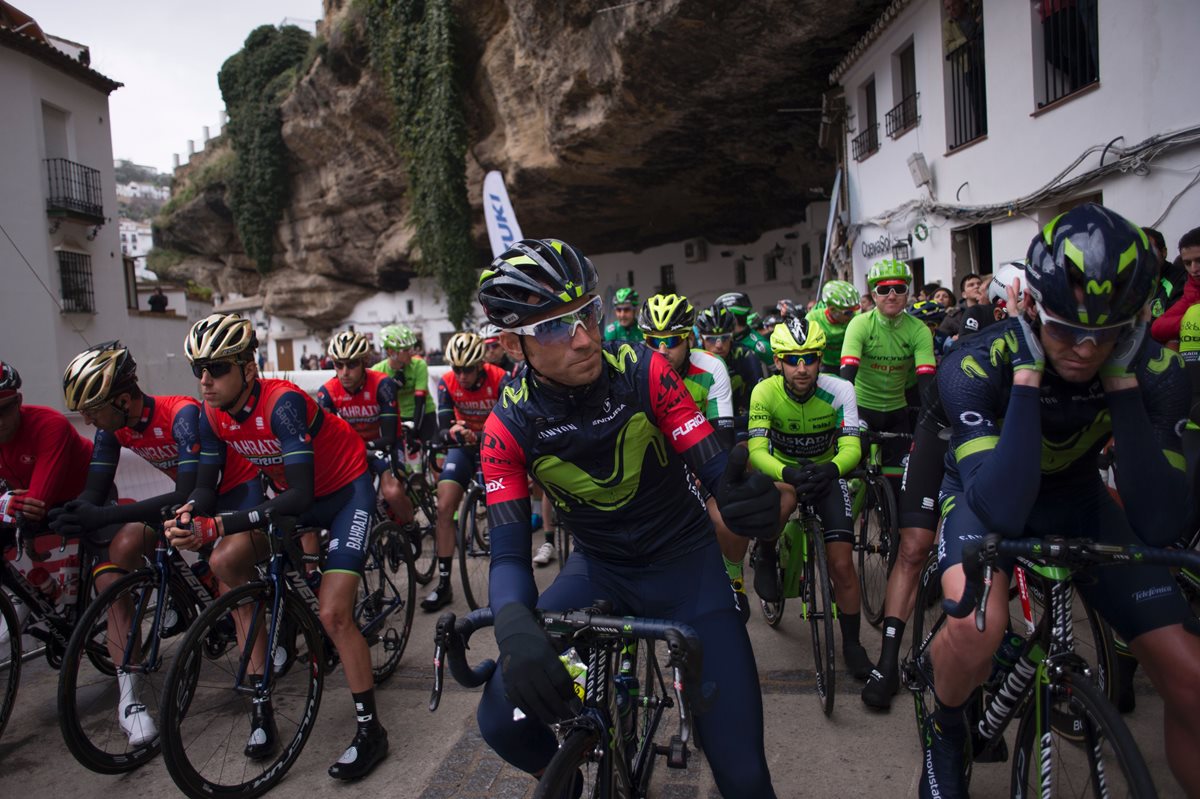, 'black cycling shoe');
420,584,453,612
843,642,874,681
328,726,389,781
861,668,900,710
919,718,969,799
244,699,279,760
753,548,782,602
